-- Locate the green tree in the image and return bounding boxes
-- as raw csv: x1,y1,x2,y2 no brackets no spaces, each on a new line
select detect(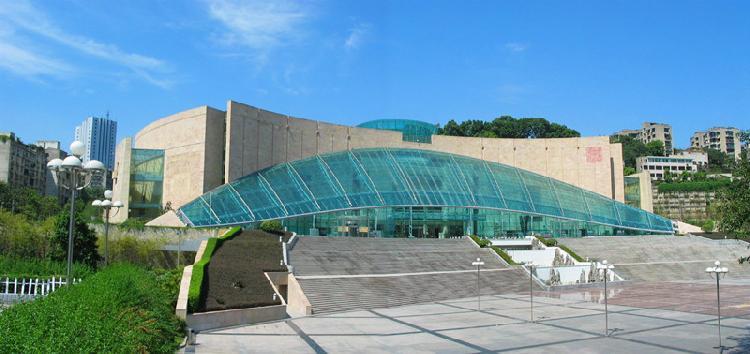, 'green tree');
51,204,101,268
705,148,731,172
715,159,750,236
645,140,666,156
438,116,580,139
610,135,649,168
623,166,636,176
0,182,61,221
